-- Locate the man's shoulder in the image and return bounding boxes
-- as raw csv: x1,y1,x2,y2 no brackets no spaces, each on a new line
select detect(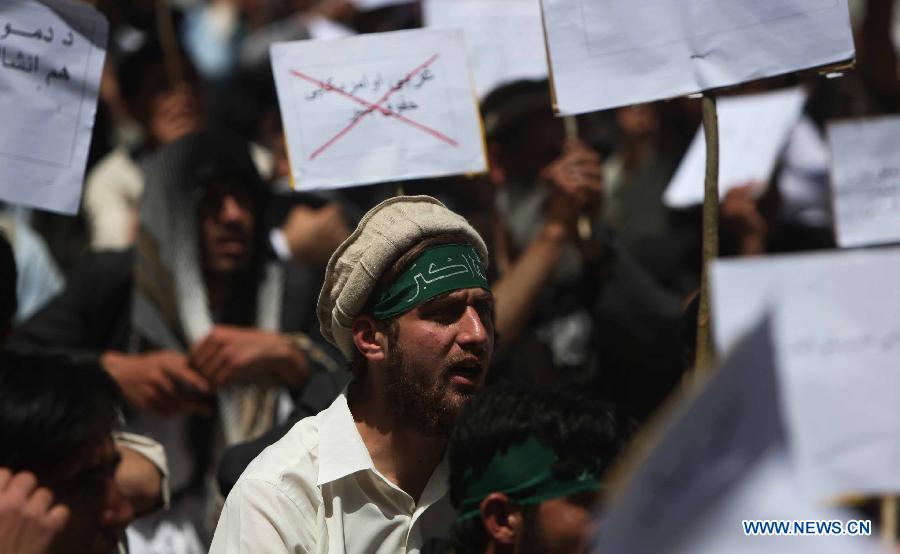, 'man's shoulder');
235,413,323,503
213,414,326,553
